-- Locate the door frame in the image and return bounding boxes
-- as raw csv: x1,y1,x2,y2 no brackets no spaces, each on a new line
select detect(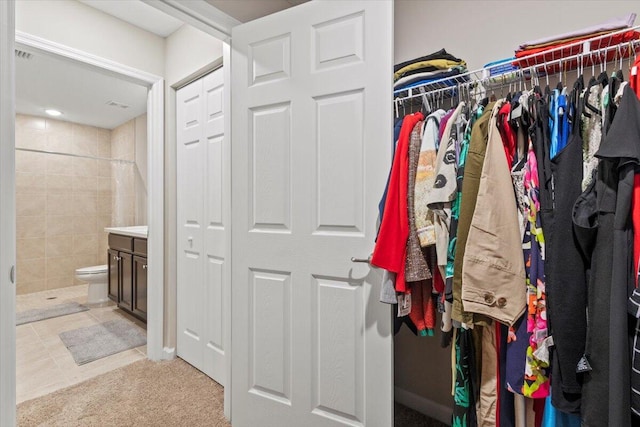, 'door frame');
0,1,16,425
13,31,167,362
